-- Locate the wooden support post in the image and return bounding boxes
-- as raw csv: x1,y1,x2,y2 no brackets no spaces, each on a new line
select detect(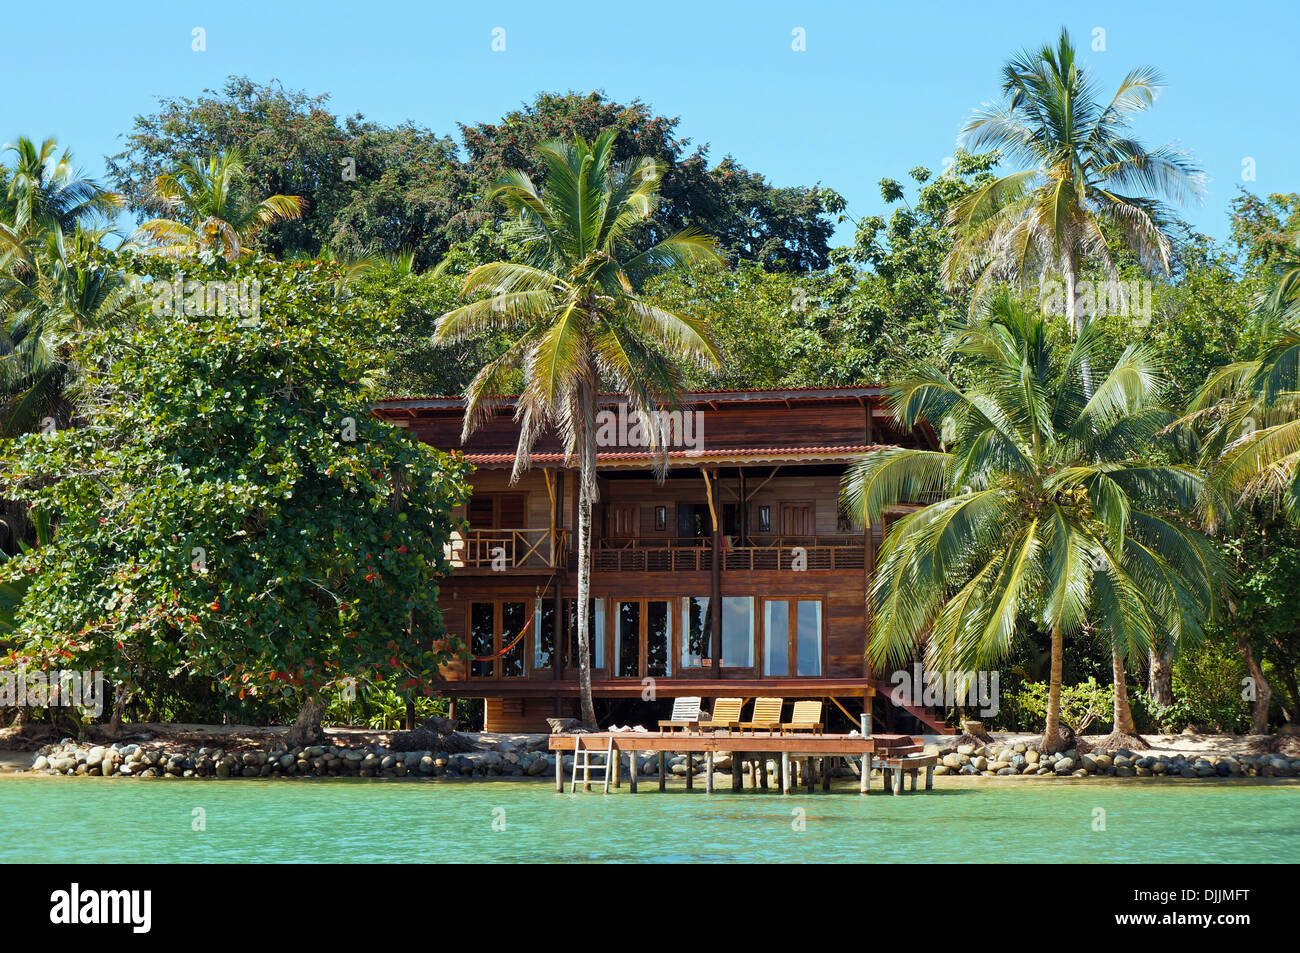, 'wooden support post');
910,768,917,792
925,765,934,791
658,752,666,792
628,750,638,793
613,748,621,789
781,752,791,795
685,754,693,791
705,751,714,794
892,765,904,795
805,758,815,794
556,751,565,793
822,757,832,792
860,753,871,795
760,756,768,790
703,468,722,677
731,753,742,792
